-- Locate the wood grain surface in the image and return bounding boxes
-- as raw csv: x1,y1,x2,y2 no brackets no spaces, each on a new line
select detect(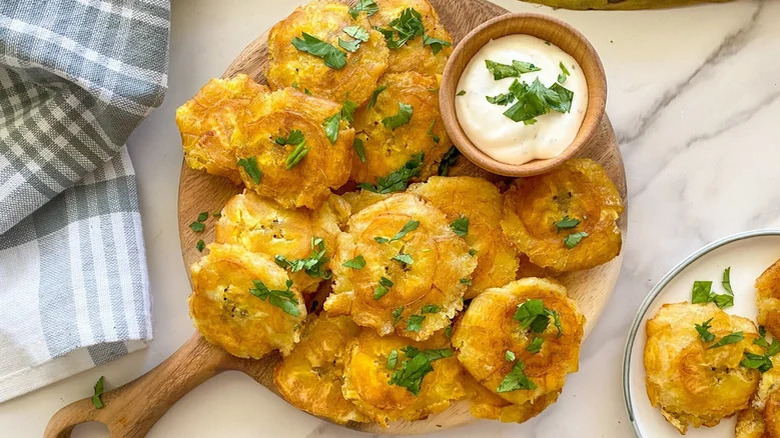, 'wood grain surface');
45,0,627,435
